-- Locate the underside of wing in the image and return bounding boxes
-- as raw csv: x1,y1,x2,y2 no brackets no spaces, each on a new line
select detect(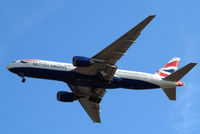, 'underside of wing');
78,97,101,123
74,15,155,80
67,84,106,123
93,15,155,65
